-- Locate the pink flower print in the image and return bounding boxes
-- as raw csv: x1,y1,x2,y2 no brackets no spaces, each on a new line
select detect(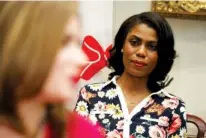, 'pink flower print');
162,98,179,109
167,113,182,135
106,129,123,138
80,87,87,98
158,116,169,127
94,101,106,112
116,120,124,130
149,125,166,138
80,87,96,103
